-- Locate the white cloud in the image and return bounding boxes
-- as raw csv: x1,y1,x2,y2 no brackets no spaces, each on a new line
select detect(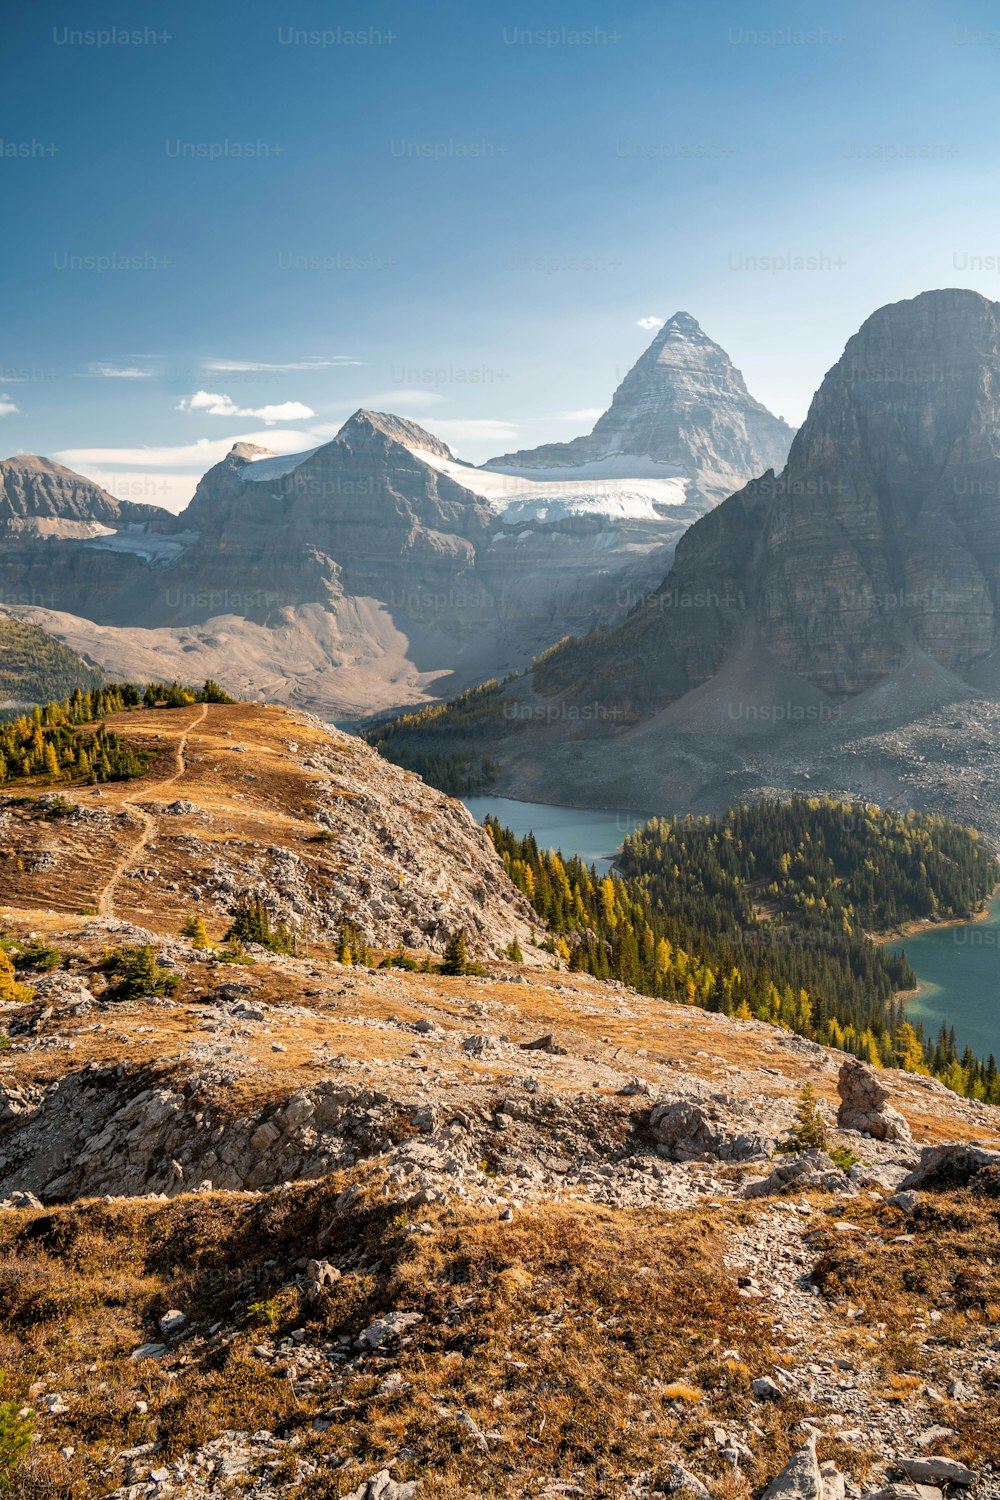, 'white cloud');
203,356,362,373
636,315,663,331
177,391,316,423
0,395,19,417
554,407,604,423
56,429,319,470
80,364,155,379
